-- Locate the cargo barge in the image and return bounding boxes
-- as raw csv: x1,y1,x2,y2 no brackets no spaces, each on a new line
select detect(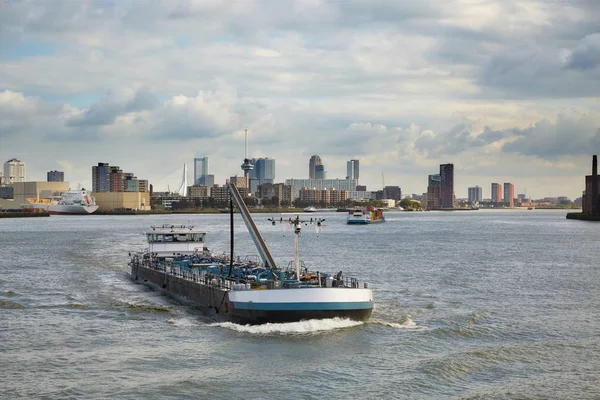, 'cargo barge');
129,183,373,325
